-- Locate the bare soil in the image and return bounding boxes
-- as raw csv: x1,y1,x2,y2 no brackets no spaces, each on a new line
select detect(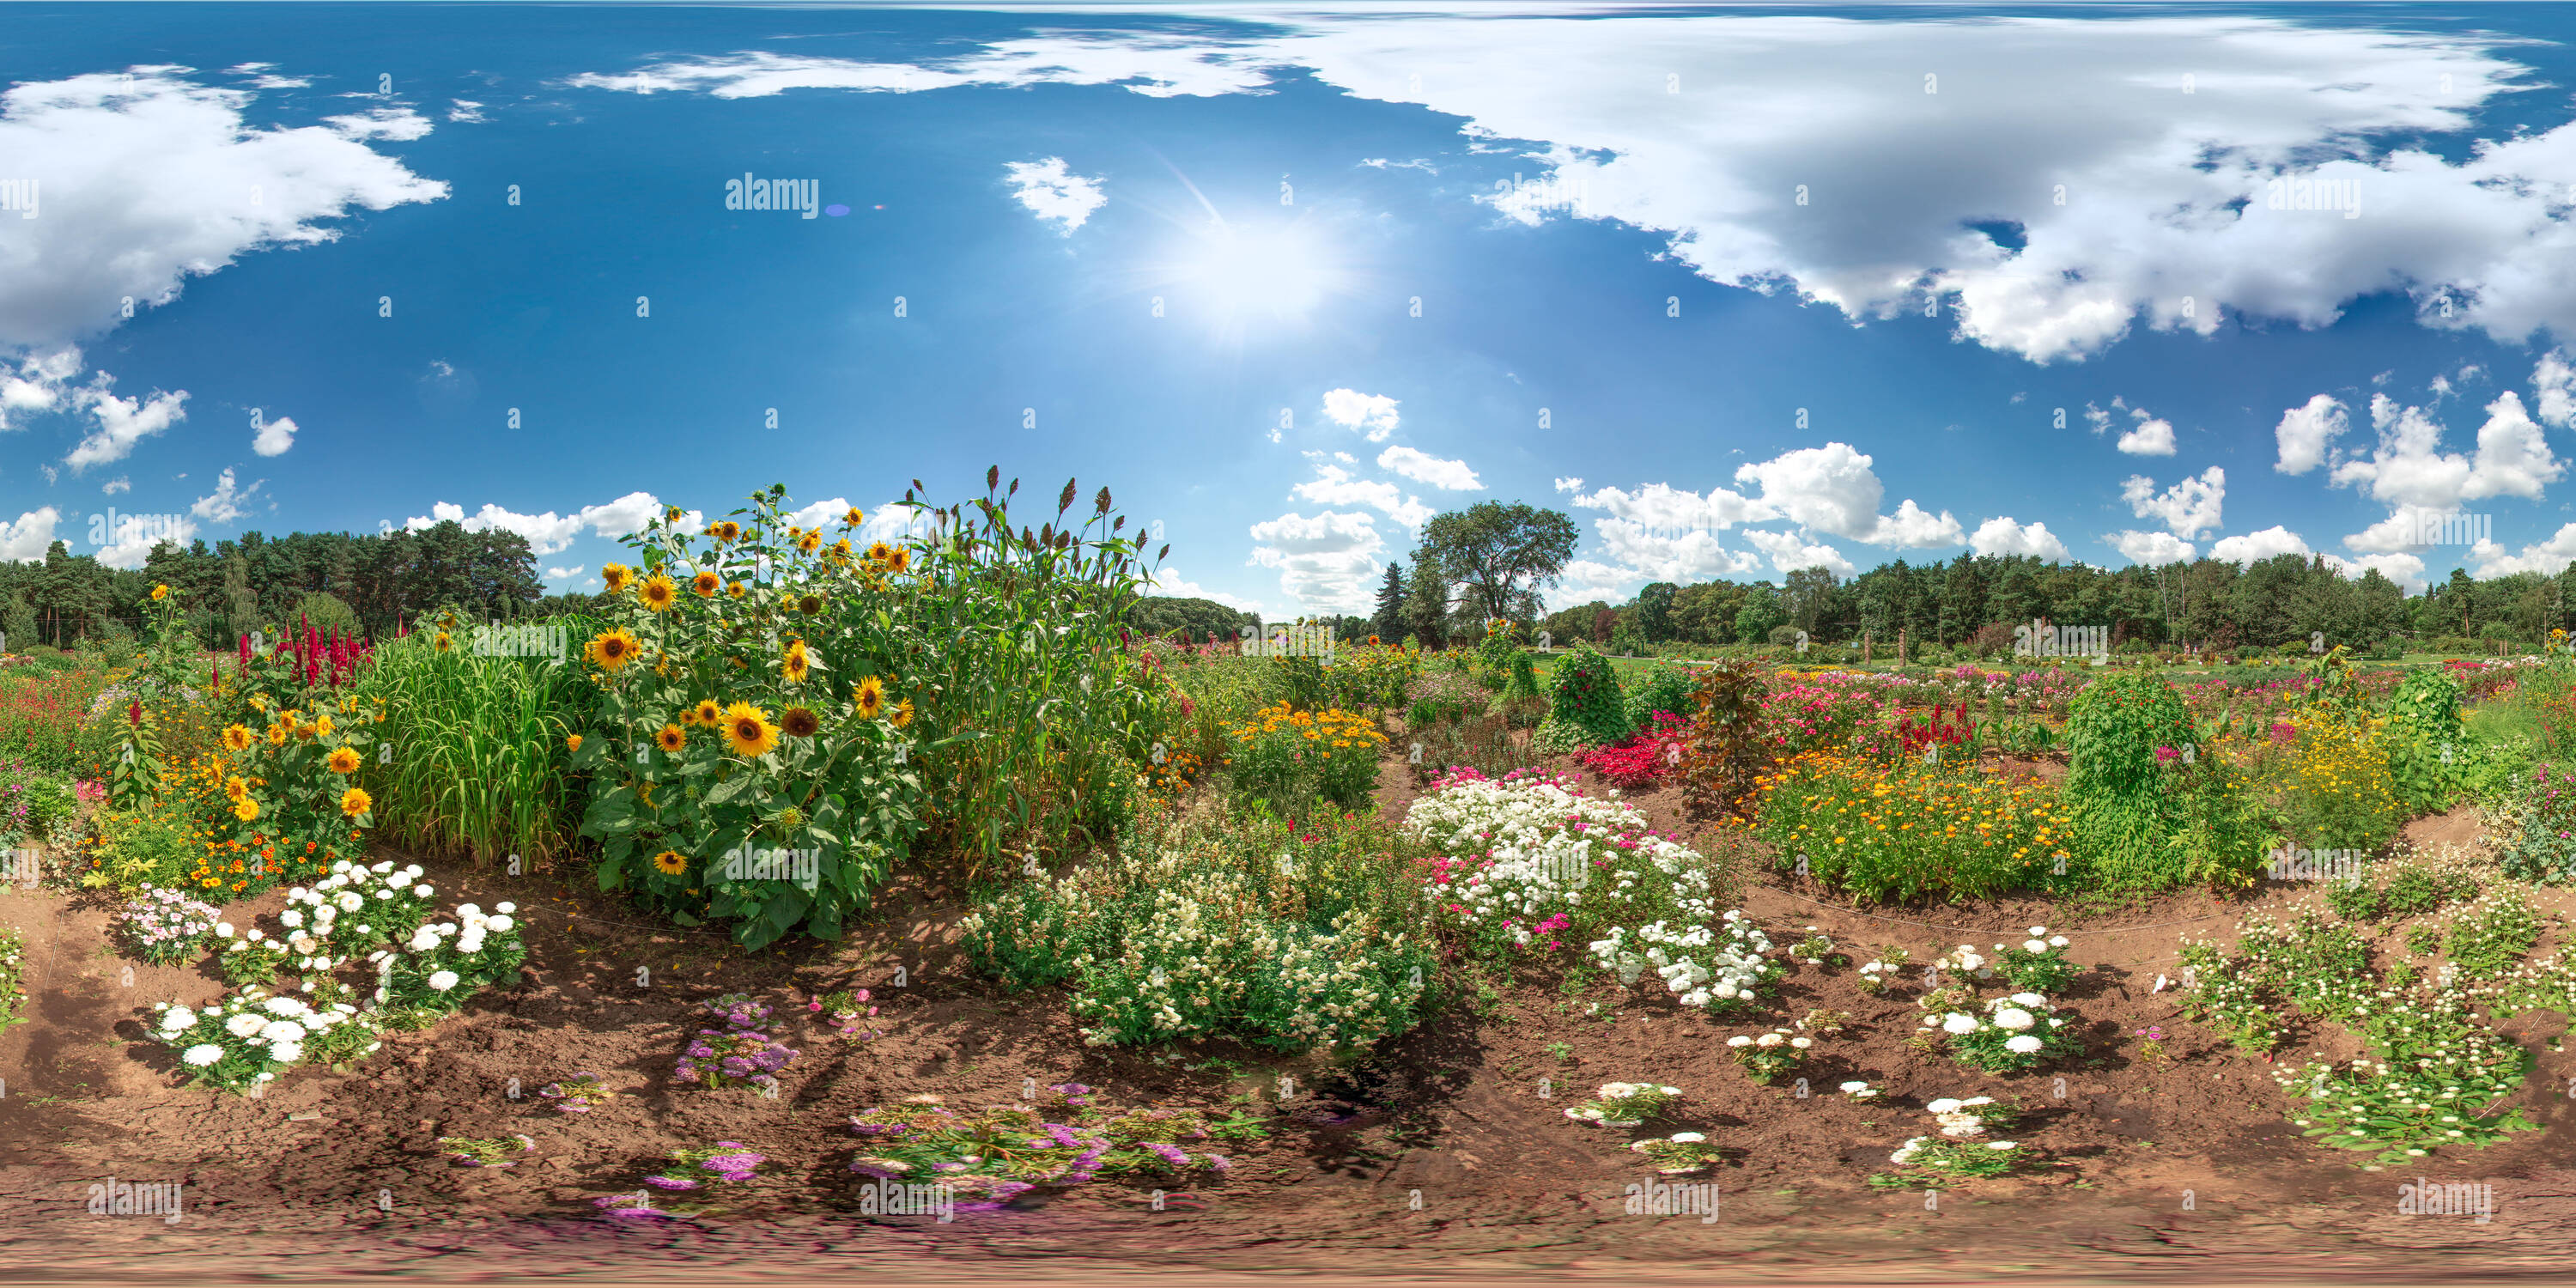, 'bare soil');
3,741,2575,1285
